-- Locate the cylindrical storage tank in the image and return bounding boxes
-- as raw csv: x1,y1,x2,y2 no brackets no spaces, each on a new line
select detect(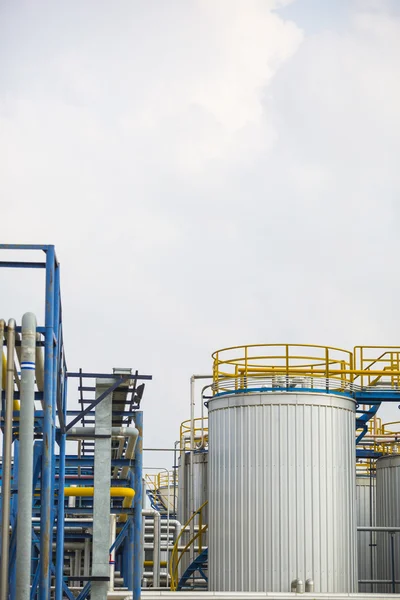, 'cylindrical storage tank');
177,450,208,578
356,476,376,592
376,454,400,593
177,451,208,526
208,392,357,593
